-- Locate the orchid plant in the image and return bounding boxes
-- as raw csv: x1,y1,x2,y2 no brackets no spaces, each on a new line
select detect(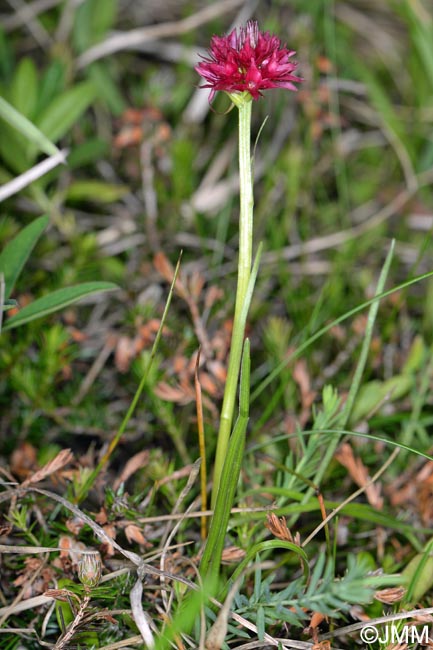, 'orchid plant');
195,20,302,583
